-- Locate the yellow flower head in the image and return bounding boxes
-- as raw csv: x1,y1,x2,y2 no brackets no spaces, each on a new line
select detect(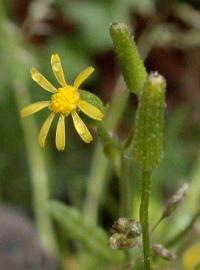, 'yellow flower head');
21,54,104,151
182,242,200,270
